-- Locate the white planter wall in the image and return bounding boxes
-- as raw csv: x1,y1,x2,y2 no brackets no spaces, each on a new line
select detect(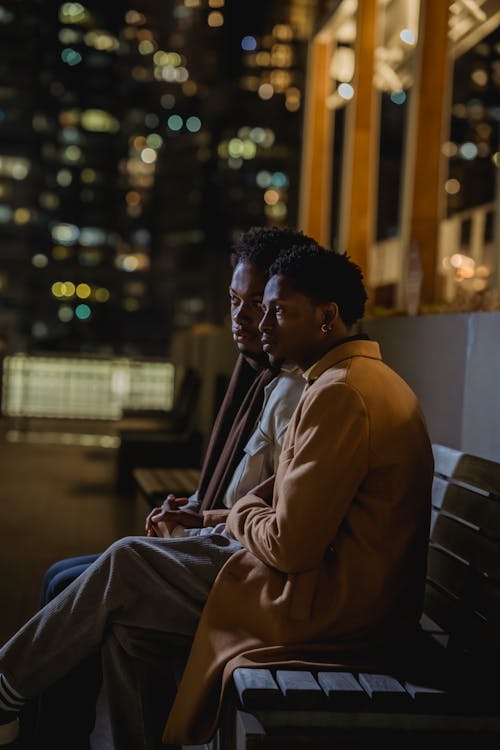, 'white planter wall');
362,311,500,462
